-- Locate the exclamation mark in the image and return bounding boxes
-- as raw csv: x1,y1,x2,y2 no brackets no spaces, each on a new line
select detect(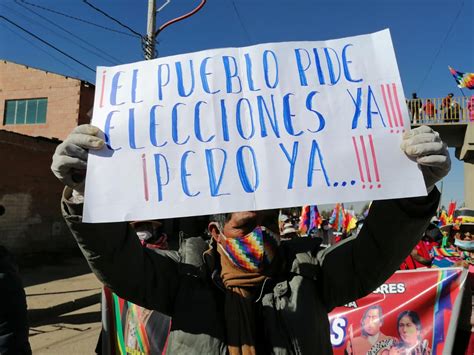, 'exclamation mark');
352,136,365,189
359,136,373,189
100,70,106,108
380,84,394,132
368,135,381,188
391,83,405,131
142,153,149,202
386,84,399,132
